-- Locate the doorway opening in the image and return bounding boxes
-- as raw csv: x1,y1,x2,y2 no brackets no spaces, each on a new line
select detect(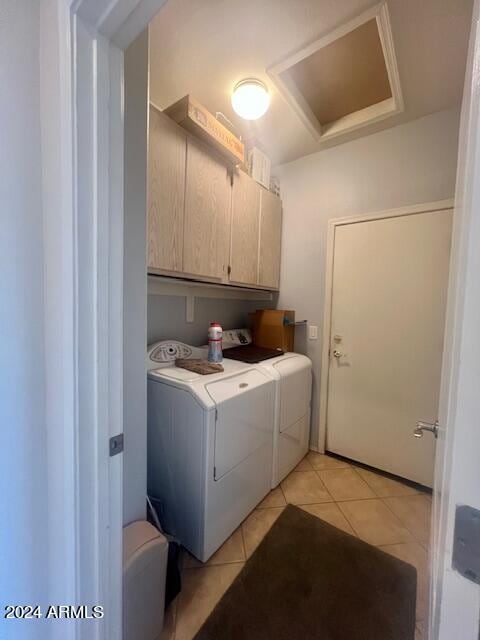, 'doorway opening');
119,3,473,640
319,202,453,490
